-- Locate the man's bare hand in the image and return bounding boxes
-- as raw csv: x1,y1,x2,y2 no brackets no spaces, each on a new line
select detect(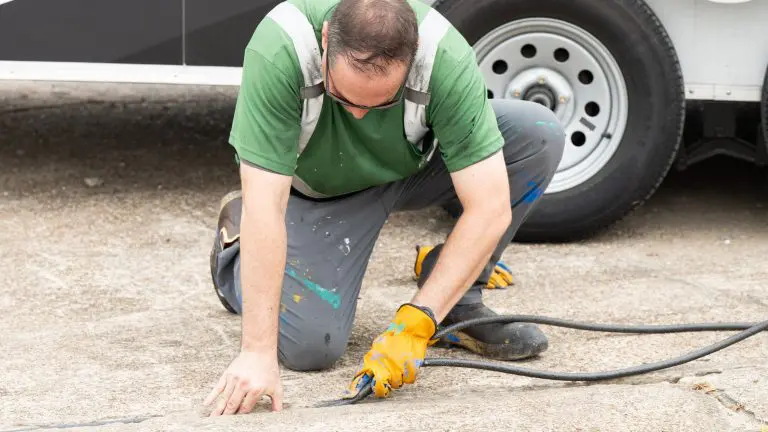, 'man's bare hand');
204,350,283,416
